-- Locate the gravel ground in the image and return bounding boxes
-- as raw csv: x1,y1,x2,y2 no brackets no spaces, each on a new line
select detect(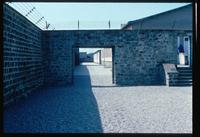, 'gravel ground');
4,63,192,133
